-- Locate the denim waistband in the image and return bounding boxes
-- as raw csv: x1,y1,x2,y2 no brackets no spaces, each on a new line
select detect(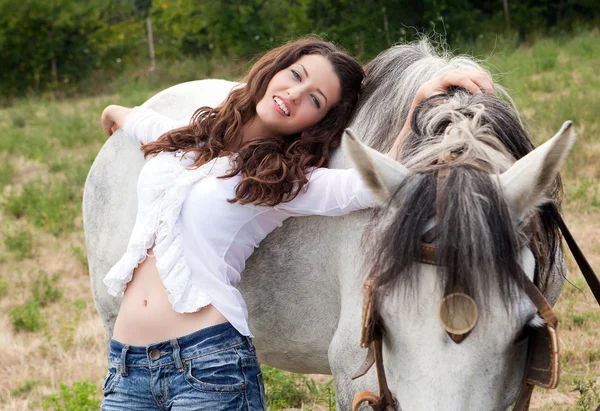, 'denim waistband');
108,322,253,371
